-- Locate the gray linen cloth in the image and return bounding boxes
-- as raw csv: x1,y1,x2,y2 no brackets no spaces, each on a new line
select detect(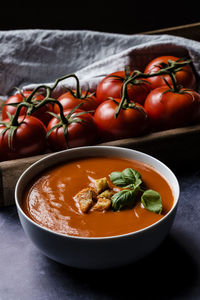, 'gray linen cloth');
0,29,200,100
